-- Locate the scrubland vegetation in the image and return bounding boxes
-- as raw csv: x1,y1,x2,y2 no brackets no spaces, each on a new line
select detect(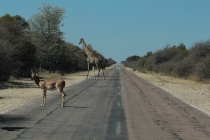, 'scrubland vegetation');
122,40,210,81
